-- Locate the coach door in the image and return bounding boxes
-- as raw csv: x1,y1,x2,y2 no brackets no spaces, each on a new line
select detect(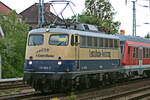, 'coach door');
75,35,80,70
139,47,143,65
